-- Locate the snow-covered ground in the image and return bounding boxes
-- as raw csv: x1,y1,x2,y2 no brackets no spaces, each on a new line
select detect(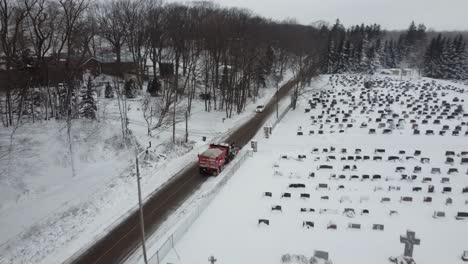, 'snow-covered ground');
0,72,292,264
161,74,468,264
